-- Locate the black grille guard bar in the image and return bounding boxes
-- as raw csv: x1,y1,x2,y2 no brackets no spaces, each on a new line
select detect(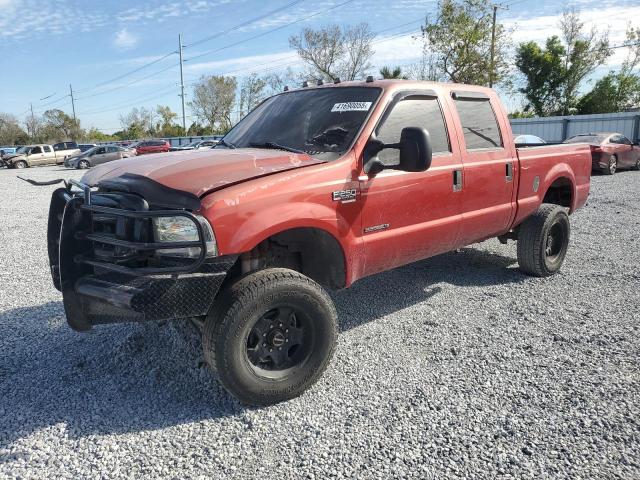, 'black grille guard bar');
68,179,208,276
